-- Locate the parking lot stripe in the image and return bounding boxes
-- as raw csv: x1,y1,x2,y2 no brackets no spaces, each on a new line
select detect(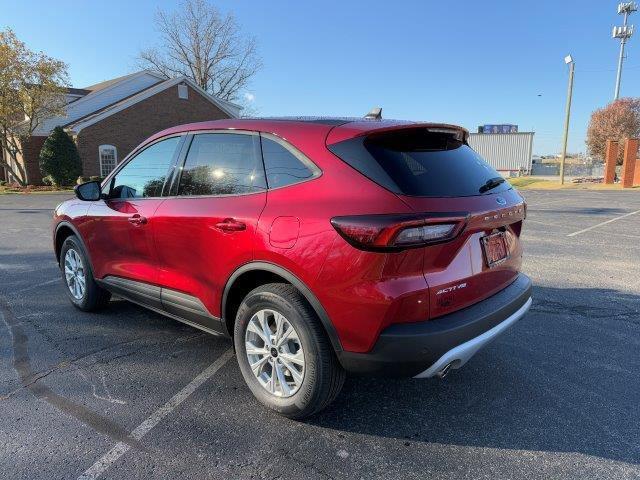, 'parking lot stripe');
77,348,234,480
12,277,60,295
567,209,640,237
